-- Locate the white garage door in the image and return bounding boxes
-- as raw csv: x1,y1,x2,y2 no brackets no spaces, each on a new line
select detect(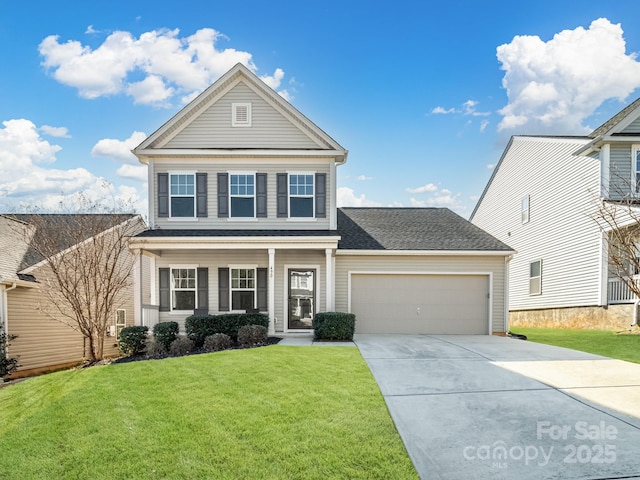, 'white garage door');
351,274,489,334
